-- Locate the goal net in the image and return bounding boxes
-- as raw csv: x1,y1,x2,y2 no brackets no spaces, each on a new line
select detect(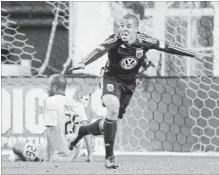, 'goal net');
1,1,219,154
